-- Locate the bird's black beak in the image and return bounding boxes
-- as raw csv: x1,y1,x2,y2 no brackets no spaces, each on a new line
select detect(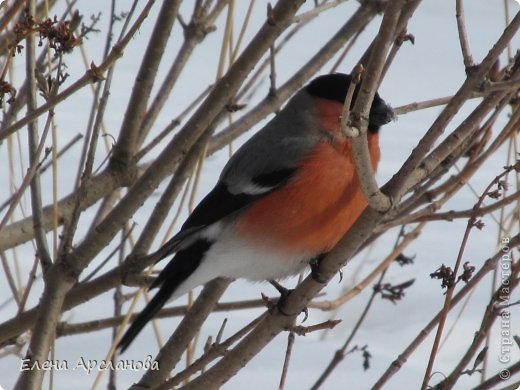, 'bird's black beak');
369,98,395,129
